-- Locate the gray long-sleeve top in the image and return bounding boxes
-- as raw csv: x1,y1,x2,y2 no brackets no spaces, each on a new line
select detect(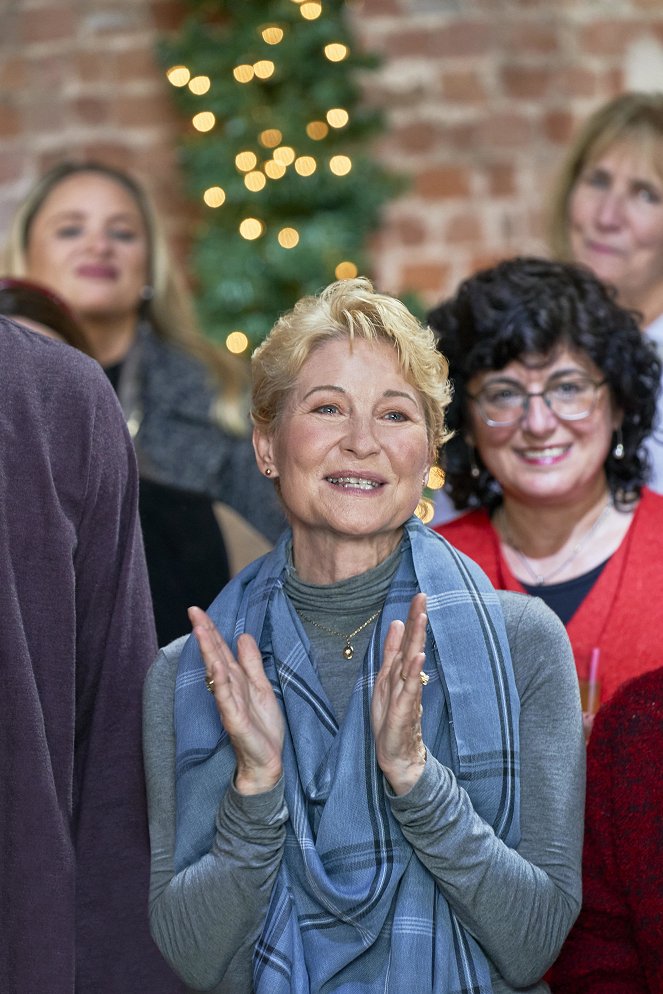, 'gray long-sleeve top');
144,591,585,993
